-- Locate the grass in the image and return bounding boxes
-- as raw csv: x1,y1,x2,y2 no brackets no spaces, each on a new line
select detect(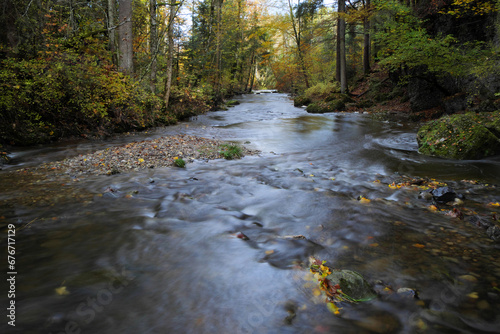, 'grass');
219,144,243,160
174,157,186,168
